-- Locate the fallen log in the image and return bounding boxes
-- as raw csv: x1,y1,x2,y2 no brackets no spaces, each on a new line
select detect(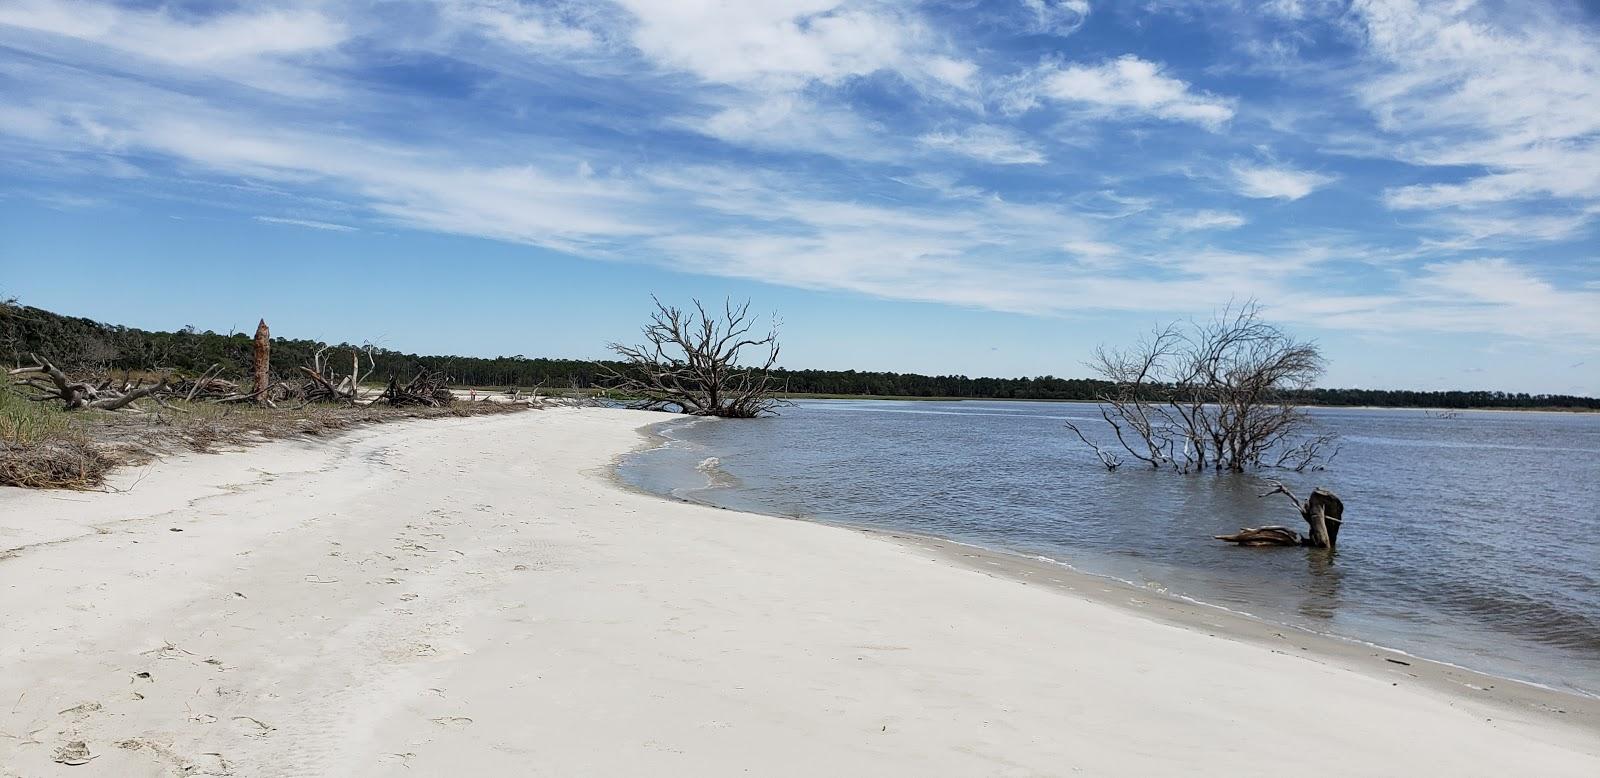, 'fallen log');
7,354,168,411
